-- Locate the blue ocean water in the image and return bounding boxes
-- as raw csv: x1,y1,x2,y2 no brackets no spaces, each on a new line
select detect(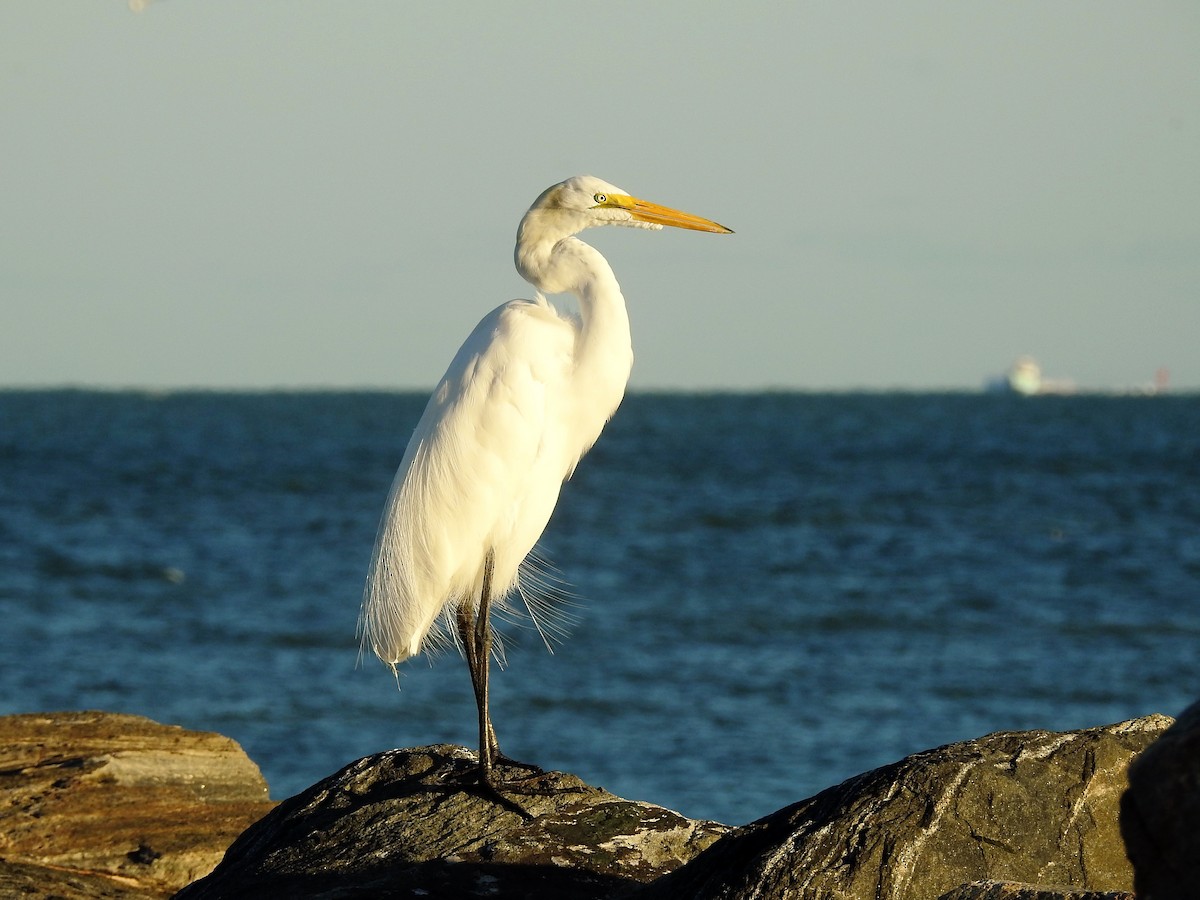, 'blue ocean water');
1,390,1197,826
